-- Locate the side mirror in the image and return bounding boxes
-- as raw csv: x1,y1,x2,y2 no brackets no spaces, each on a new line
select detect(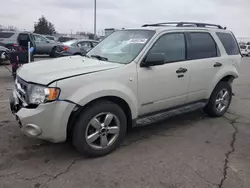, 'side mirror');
141,53,165,67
